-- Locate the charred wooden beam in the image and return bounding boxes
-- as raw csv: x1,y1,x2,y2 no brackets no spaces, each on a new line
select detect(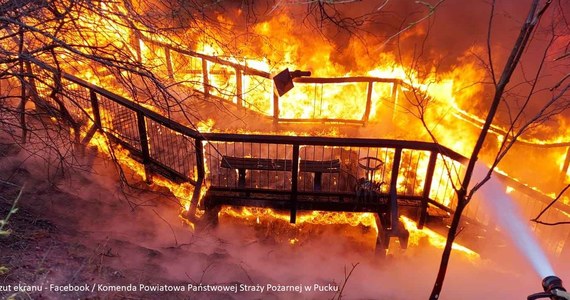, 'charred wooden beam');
235,68,243,107
89,90,102,129
202,58,209,97
164,46,174,80
293,77,403,84
419,152,438,228
80,124,98,145
276,118,366,126
188,139,205,216
137,112,152,184
201,193,391,213
389,148,402,231
362,82,373,124
272,92,279,126
142,37,271,78
202,132,467,164
561,146,570,182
